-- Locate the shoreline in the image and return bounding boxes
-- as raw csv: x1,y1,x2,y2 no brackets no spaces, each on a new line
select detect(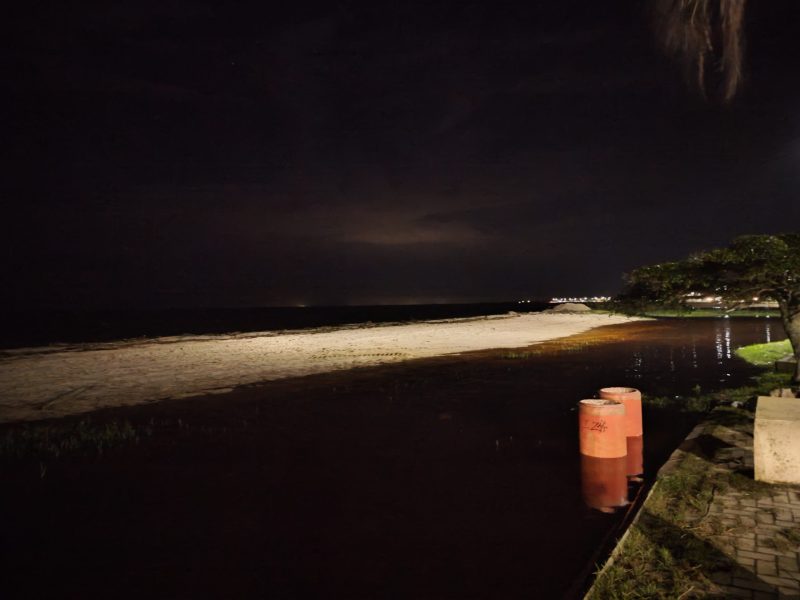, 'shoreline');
0,311,641,424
